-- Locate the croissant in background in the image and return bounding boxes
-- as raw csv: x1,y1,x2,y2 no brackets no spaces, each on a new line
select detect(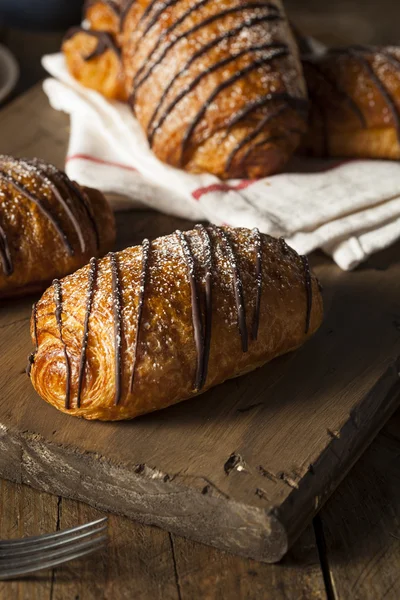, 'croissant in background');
302,45,400,160
122,0,308,179
63,27,128,101
0,156,115,298
29,226,323,421
63,1,309,180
